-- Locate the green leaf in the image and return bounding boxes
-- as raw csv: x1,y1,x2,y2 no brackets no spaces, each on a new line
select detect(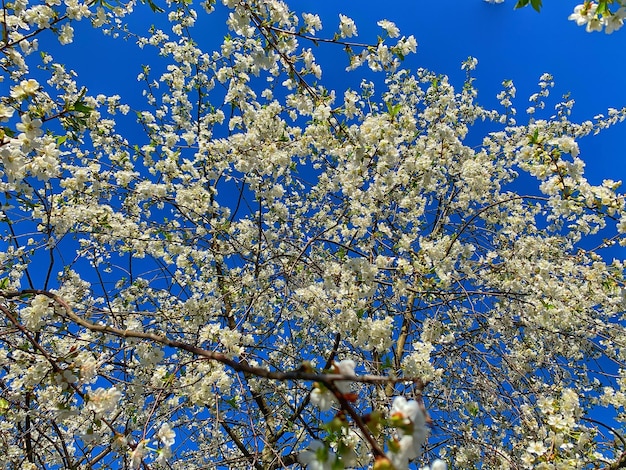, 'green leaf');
514,0,543,12
72,102,93,114
225,396,239,409
385,102,402,118
144,0,165,12
467,402,479,417
529,128,540,145
137,0,164,12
